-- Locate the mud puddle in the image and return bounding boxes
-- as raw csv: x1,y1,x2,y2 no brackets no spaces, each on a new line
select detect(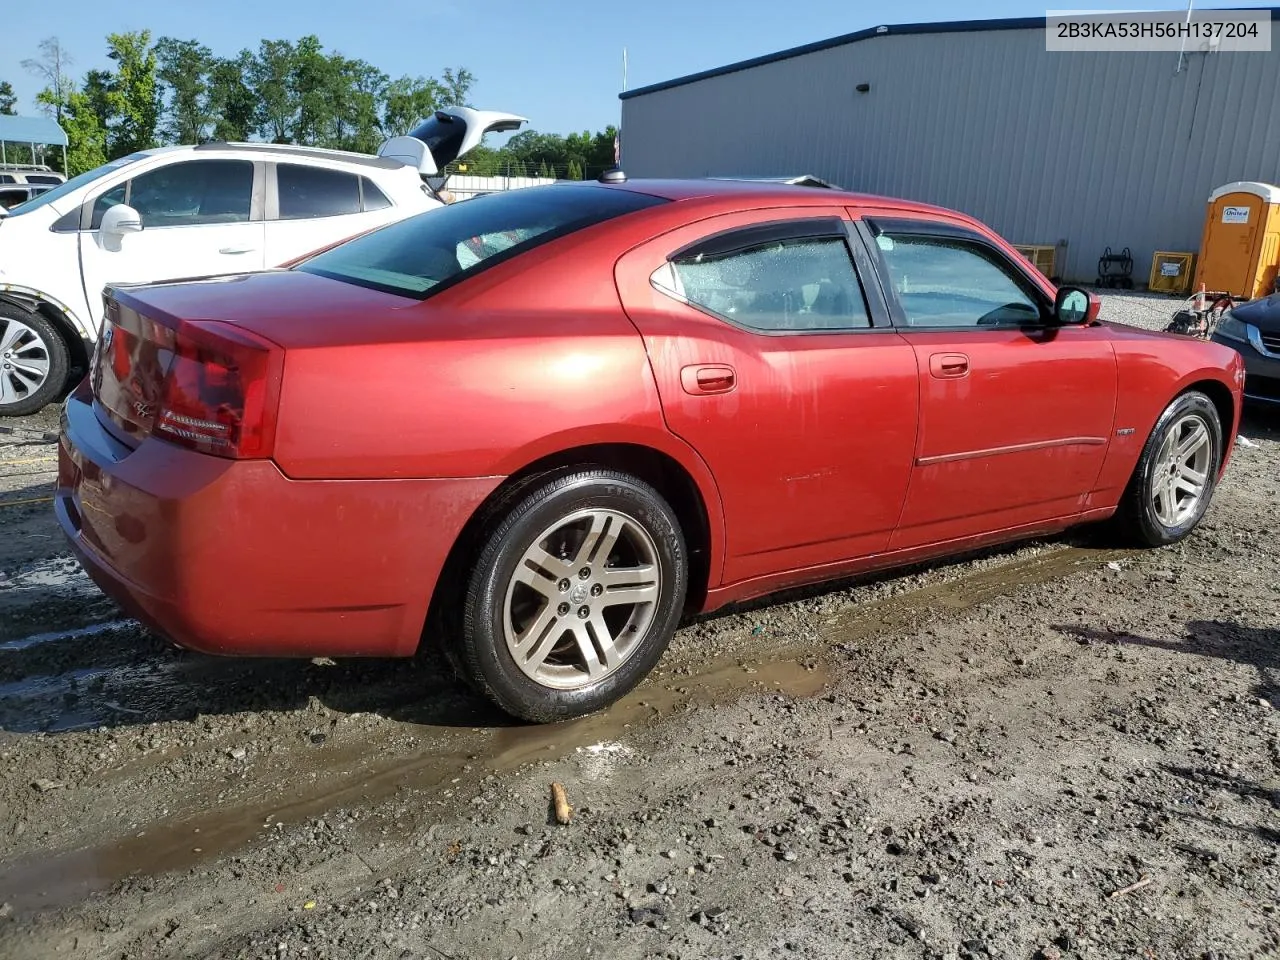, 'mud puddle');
0,654,827,916
819,543,1127,645
0,542,1126,917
